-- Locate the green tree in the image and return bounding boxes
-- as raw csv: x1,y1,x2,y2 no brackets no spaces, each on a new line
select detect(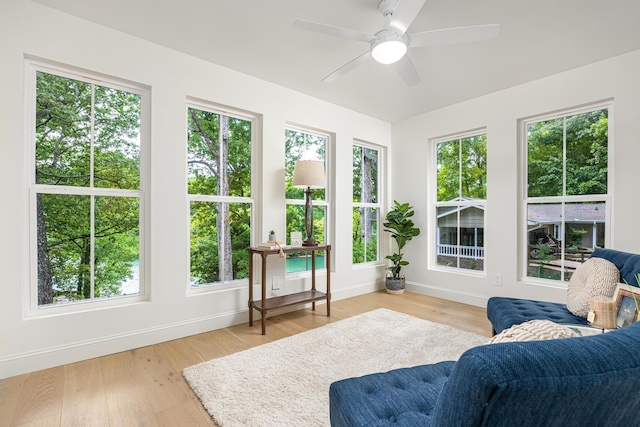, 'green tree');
437,135,486,202
35,72,141,305
528,110,608,197
187,109,252,284
353,146,378,263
